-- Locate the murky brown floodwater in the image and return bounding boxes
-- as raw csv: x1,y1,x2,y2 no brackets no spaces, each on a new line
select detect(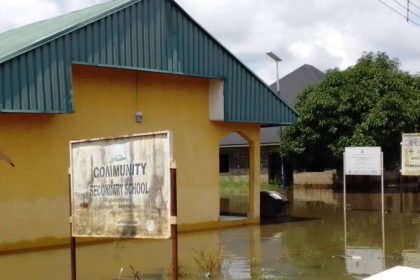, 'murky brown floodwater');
1,186,419,279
